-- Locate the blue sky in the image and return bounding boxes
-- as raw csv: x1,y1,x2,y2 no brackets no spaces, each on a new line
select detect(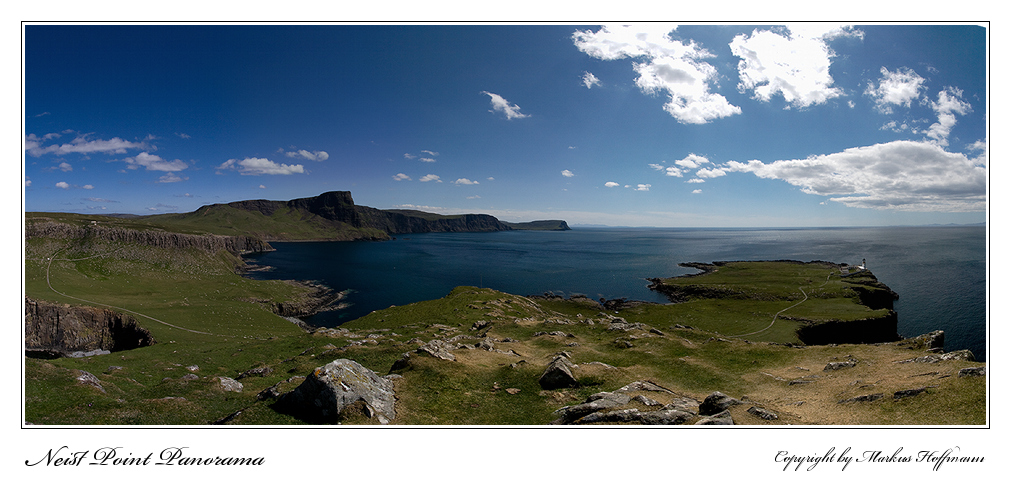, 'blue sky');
23,24,987,227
